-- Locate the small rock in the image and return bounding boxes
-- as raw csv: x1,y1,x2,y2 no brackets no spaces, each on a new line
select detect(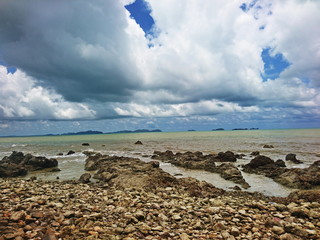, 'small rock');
10,211,26,221
134,140,143,145
67,150,76,155
180,233,190,240
263,144,274,148
230,227,240,236
172,214,182,221
272,226,285,234
79,173,91,183
82,143,90,146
